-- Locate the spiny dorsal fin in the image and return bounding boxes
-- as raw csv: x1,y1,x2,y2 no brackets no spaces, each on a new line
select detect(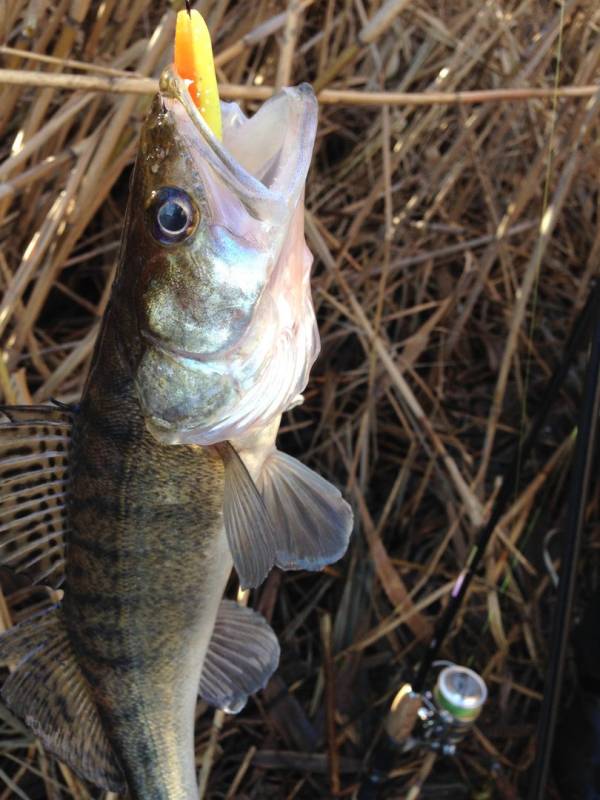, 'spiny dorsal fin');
0,405,73,587
199,599,280,714
258,449,353,572
0,606,125,793
0,404,75,425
